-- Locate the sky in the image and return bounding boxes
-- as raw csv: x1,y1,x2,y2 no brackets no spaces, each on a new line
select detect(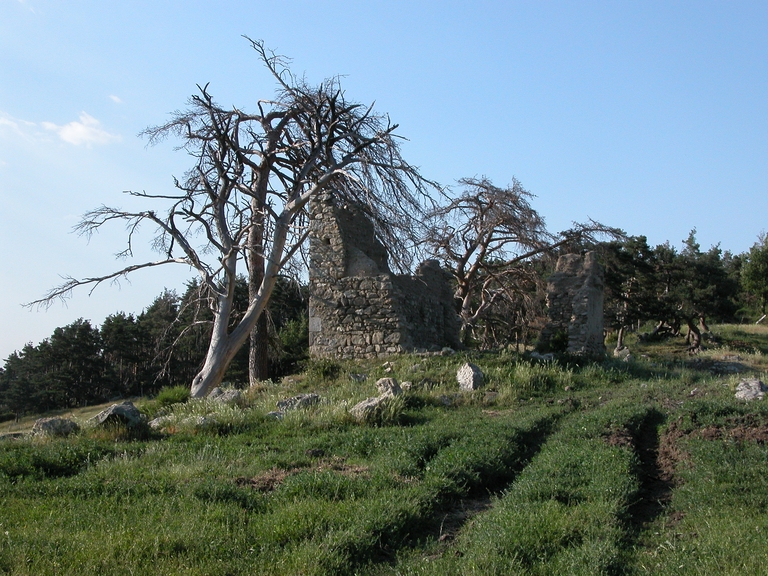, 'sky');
1,0,767,360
